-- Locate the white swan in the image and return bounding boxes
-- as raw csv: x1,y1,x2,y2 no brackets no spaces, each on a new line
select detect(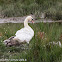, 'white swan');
13,16,34,44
